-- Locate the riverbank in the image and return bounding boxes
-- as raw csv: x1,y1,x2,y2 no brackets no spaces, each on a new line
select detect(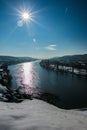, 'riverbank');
40,60,87,77
0,64,12,88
